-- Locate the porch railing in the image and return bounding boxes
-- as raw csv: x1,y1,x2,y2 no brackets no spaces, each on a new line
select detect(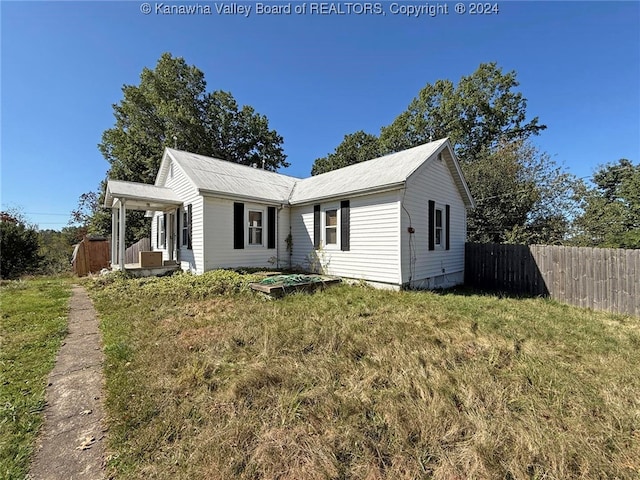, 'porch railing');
125,238,151,264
